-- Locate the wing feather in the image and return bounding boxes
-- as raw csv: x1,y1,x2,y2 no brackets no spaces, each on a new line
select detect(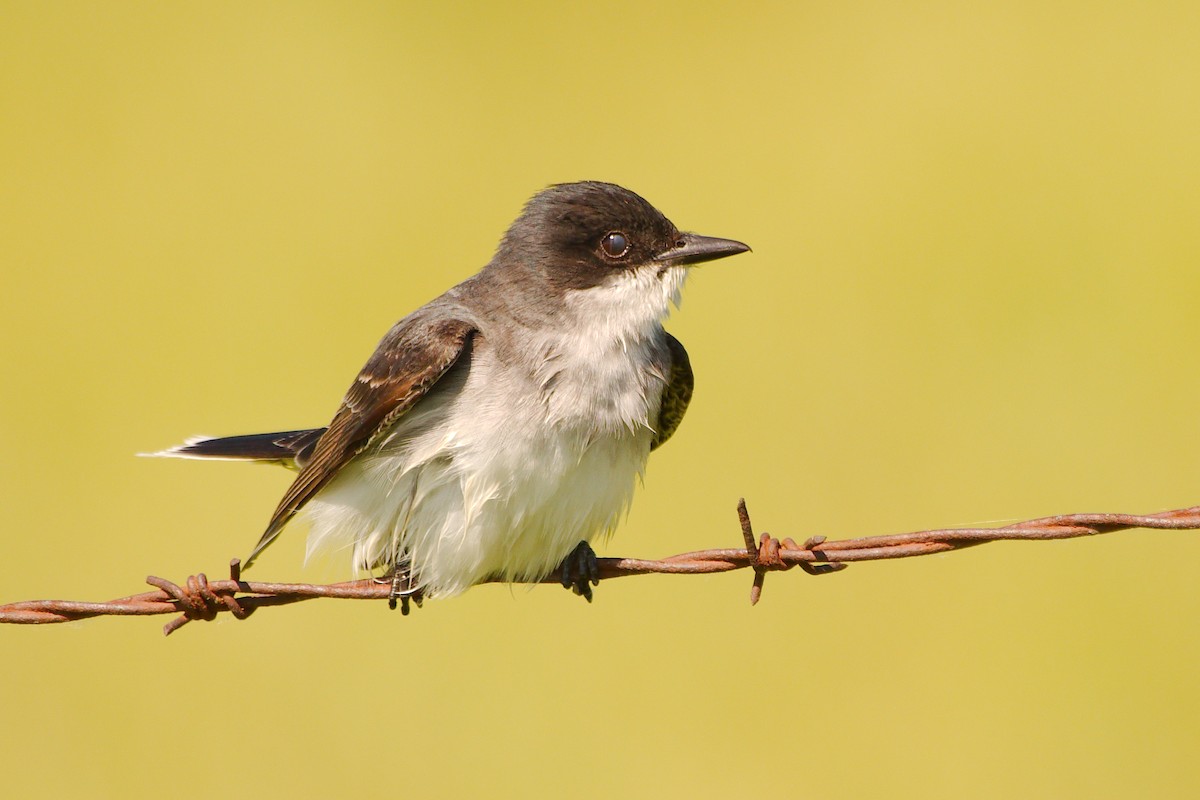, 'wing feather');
651,333,693,451
245,316,476,565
